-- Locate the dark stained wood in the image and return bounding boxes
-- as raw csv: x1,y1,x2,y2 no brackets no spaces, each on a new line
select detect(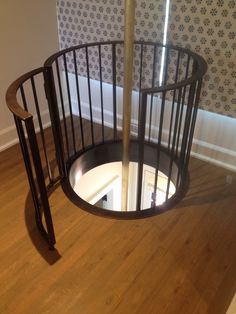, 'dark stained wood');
0,122,236,314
